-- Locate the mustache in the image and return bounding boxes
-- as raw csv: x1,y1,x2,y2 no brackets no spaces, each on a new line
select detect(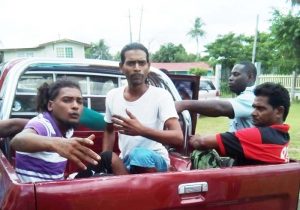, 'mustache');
130,73,144,80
